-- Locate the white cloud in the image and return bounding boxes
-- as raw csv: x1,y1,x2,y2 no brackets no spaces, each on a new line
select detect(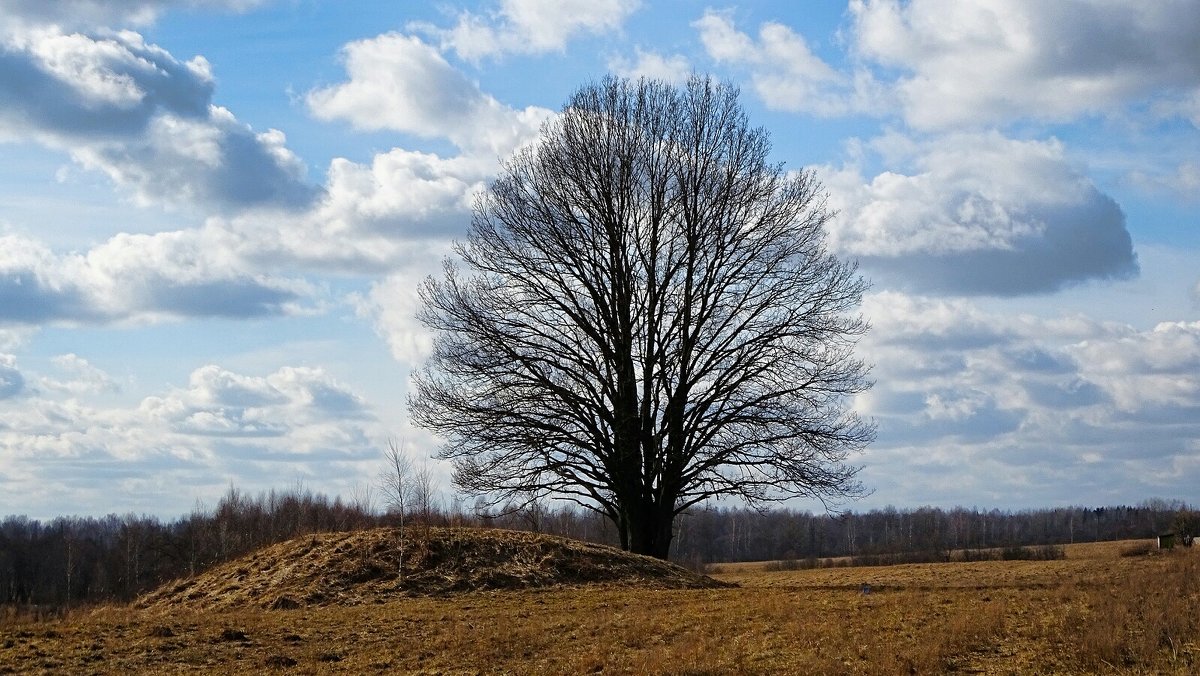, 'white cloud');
282,31,567,271
0,230,314,325
321,149,486,238
1070,320,1200,412
142,364,373,437
355,271,438,367
211,145,477,273
0,362,385,517
1129,162,1200,200
860,291,1009,349
74,105,314,210
1179,90,1200,128
861,292,1200,427
821,132,1137,295
40,354,119,395
693,9,880,117
608,47,690,84
0,23,522,305
307,33,552,156
0,329,29,352
417,0,640,62
0,28,316,212
0,353,25,399
849,0,1200,130
0,28,211,135
856,291,1200,506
